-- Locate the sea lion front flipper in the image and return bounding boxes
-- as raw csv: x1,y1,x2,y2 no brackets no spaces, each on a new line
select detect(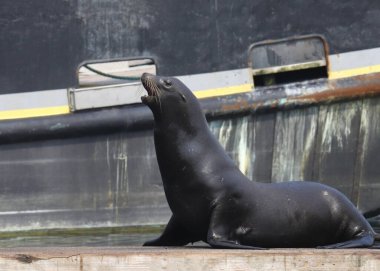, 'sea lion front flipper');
206,208,265,250
143,215,199,246
206,228,265,249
